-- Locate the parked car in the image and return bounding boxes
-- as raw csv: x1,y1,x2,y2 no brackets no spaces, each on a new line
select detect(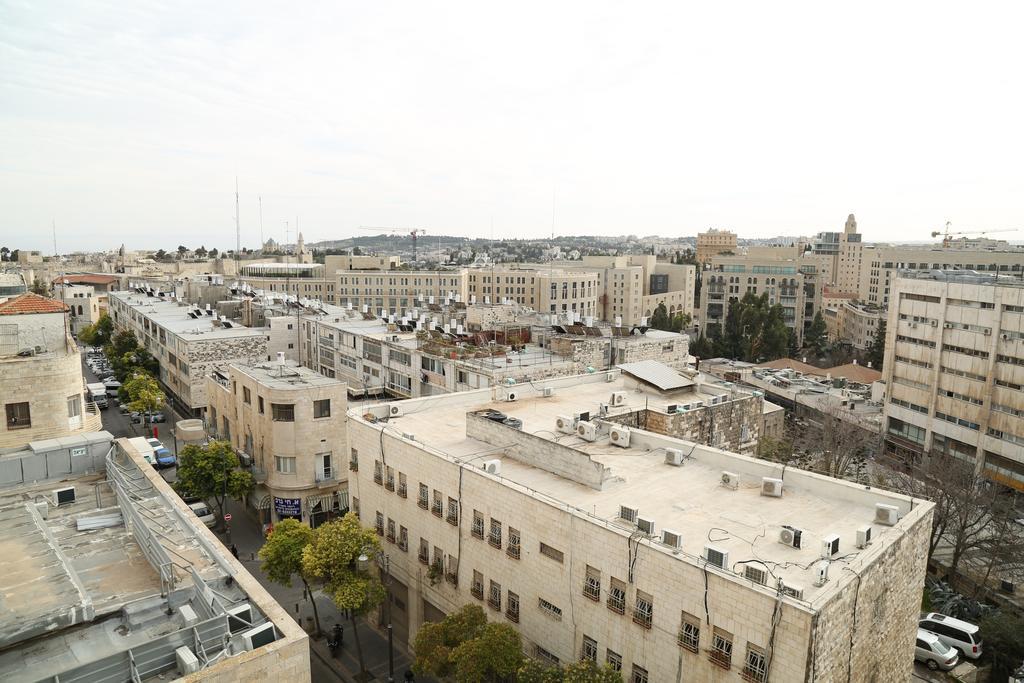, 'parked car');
93,396,109,410
119,403,131,414
920,613,982,659
103,379,122,390
131,411,167,424
915,628,959,671
146,438,176,468
189,502,216,528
